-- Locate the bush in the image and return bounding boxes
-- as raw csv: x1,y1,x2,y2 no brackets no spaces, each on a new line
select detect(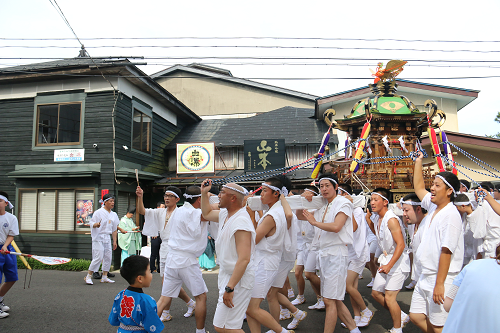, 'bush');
17,256,91,271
